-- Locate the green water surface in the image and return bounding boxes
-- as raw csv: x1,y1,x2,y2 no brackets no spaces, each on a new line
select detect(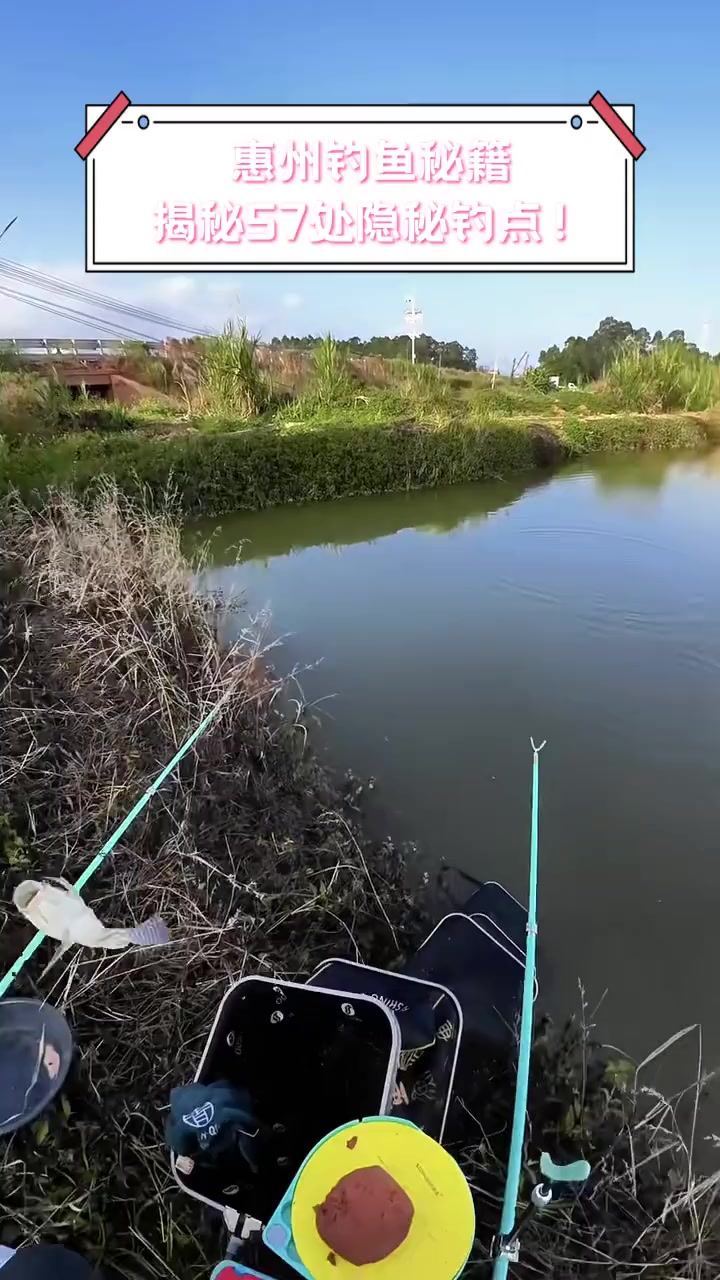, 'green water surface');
190,450,720,1075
